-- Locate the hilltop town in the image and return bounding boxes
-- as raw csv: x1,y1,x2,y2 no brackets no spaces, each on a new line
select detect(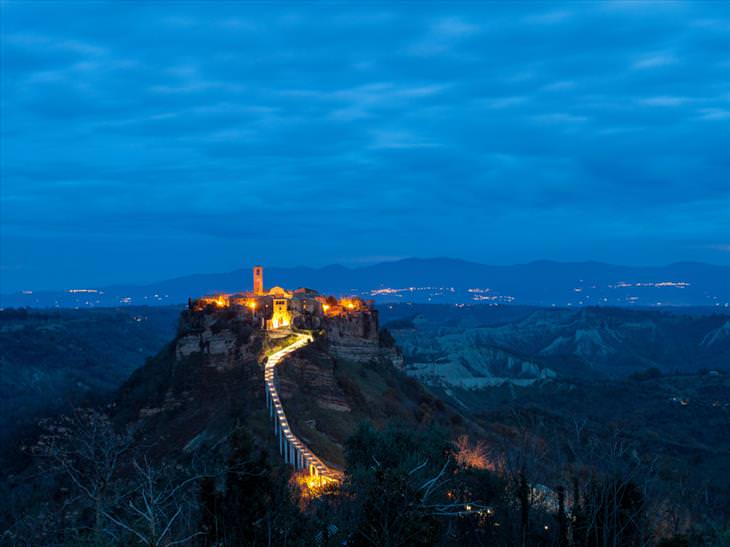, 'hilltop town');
176,265,403,484
192,265,375,331
181,265,401,368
